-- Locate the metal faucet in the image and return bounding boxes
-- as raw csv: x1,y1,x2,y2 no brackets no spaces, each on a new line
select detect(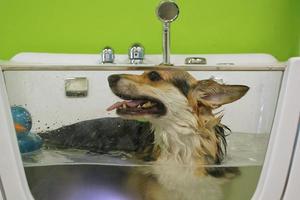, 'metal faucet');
101,47,115,63
129,44,144,64
156,1,179,65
